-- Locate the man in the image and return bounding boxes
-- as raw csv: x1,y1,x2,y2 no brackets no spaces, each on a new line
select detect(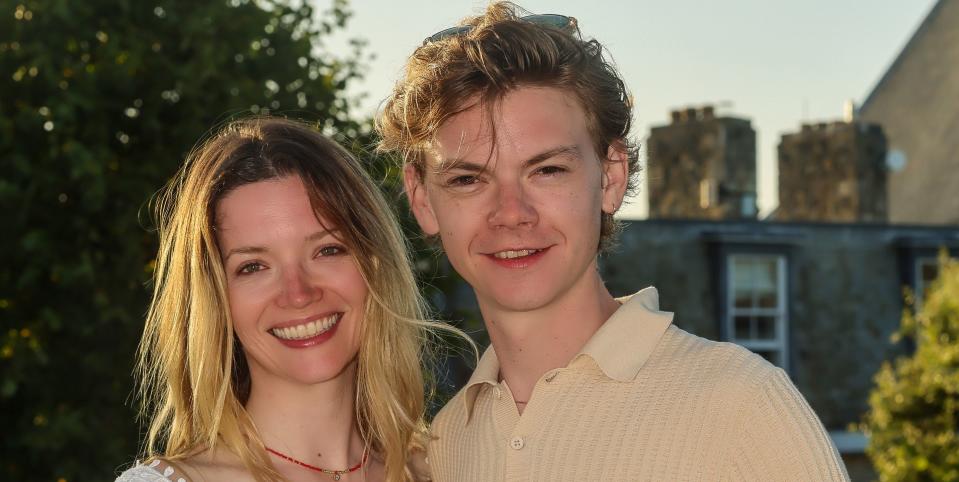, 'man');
377,3,849,481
